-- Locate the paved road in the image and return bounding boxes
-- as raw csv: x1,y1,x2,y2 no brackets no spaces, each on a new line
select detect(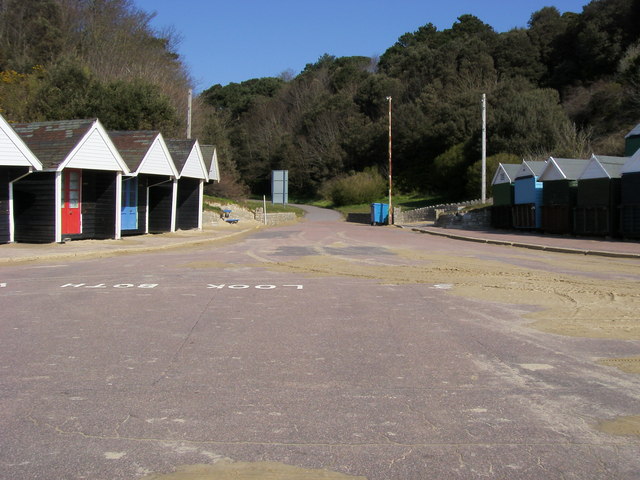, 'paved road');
1,206,639,479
